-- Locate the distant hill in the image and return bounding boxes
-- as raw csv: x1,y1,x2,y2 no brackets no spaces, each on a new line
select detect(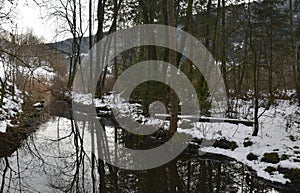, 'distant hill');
47,36,92,57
